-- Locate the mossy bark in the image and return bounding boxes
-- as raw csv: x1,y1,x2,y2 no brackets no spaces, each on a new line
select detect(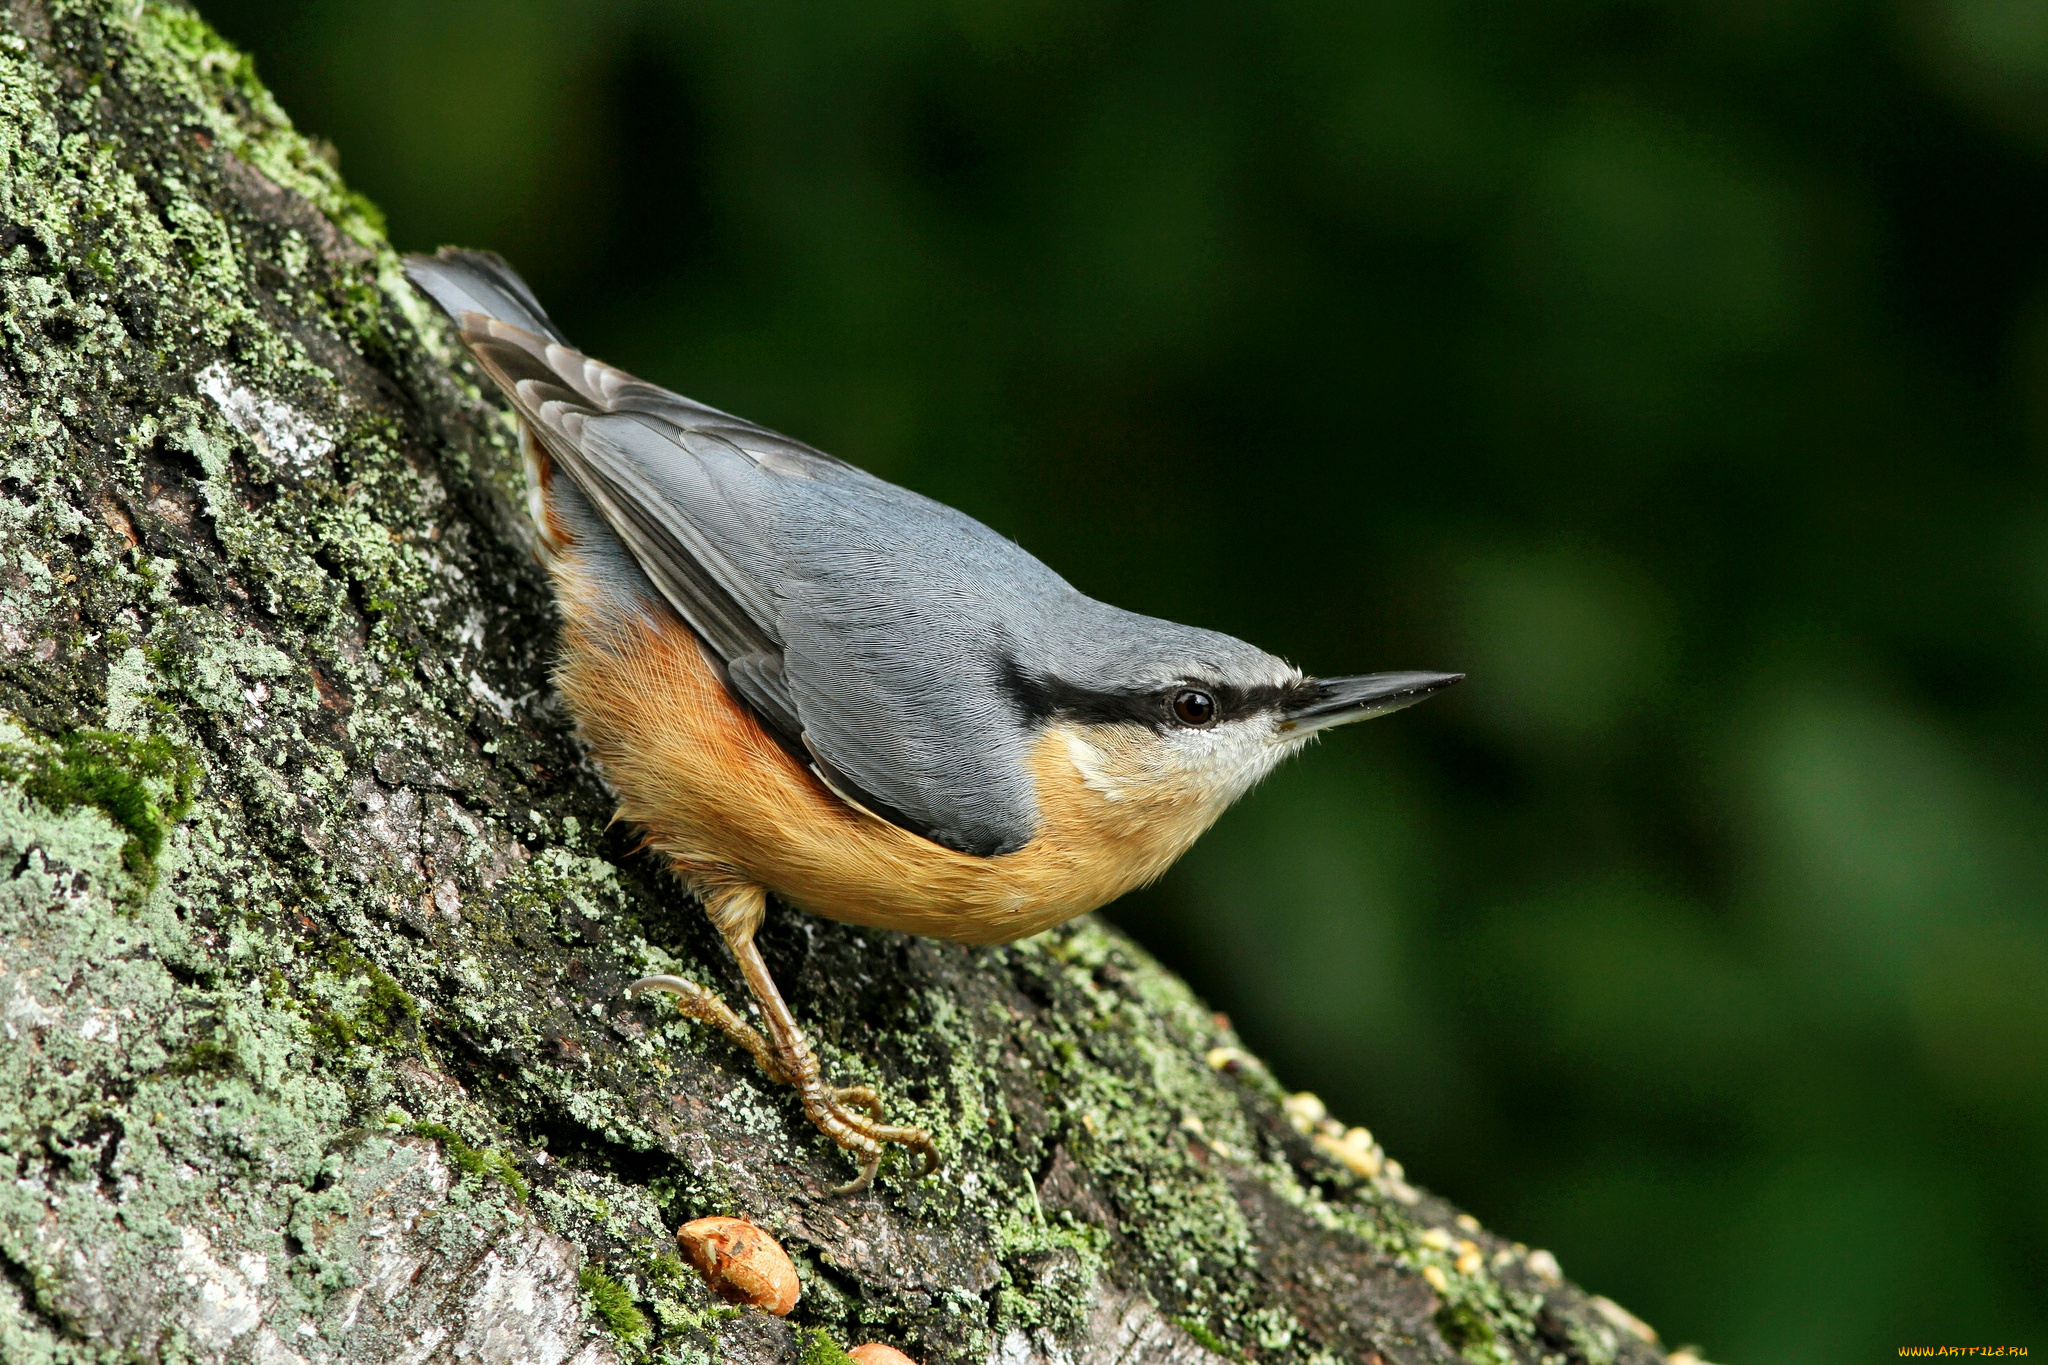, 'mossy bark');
0,3,1671,1363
